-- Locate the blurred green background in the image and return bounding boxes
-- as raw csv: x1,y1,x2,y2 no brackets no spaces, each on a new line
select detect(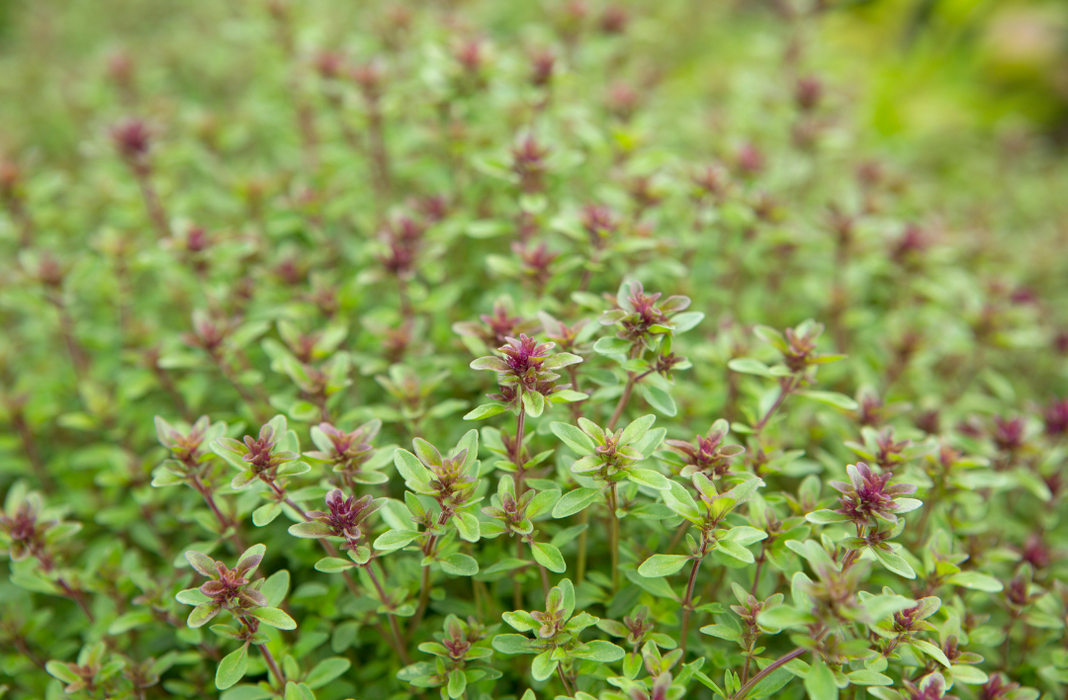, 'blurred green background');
1,0,1067,155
